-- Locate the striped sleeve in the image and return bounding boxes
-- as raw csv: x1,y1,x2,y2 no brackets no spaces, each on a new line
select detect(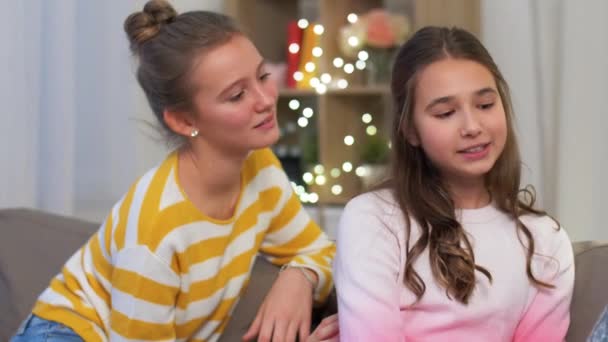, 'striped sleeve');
109,246,181,340
257,151,336,303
